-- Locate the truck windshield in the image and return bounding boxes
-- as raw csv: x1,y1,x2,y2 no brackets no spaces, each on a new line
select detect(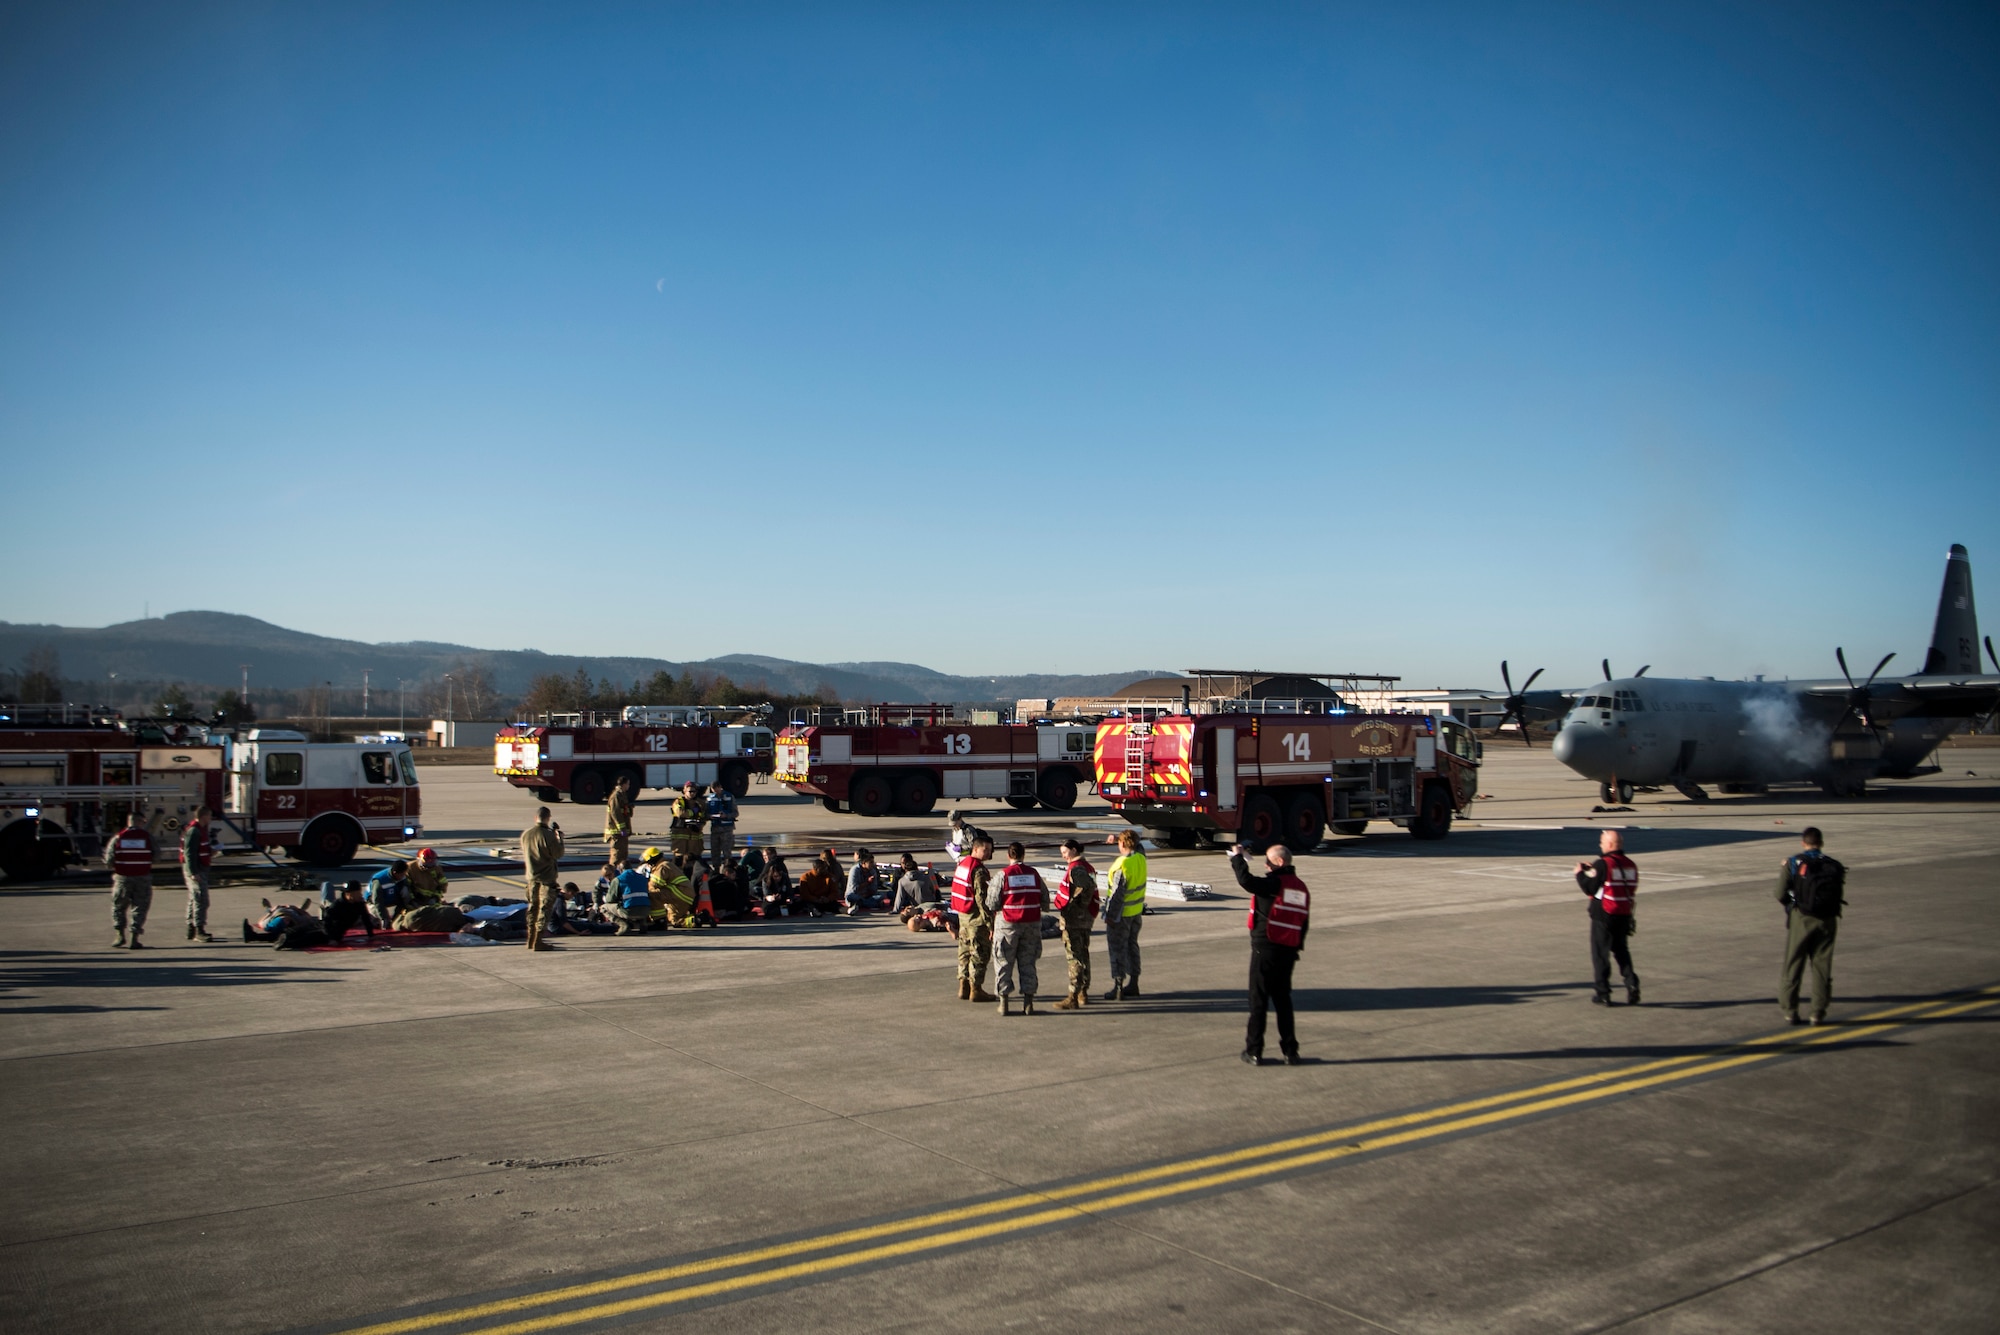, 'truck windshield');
398,751,419,785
